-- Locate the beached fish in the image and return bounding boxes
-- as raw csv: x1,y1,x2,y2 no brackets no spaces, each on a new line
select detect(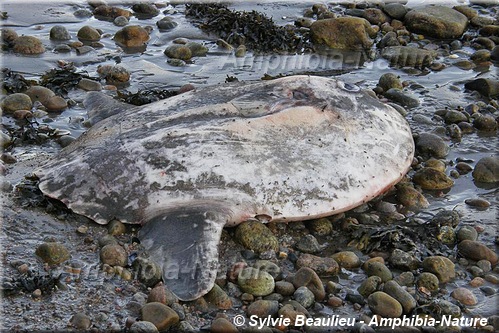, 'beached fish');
36,75,414,300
